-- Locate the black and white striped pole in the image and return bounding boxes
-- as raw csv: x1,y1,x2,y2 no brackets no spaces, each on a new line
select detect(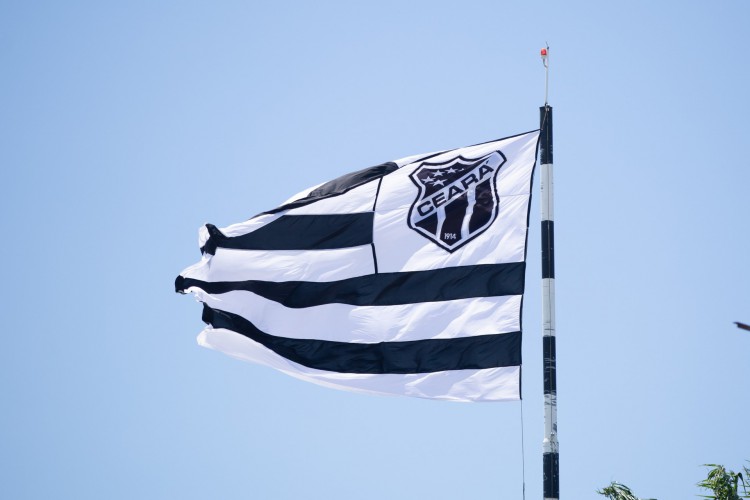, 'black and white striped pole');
539,46,559,500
